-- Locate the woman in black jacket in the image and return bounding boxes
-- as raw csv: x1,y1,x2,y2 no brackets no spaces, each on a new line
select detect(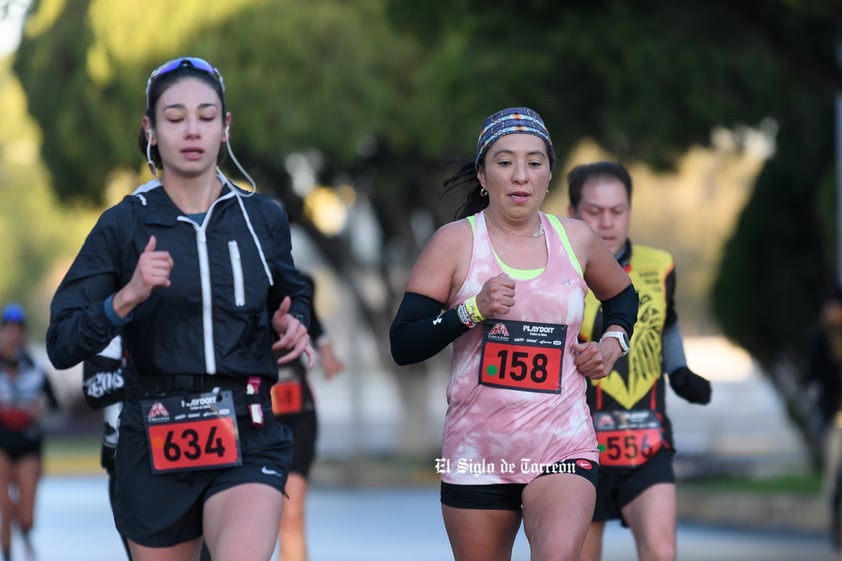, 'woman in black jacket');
47,56,313,561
